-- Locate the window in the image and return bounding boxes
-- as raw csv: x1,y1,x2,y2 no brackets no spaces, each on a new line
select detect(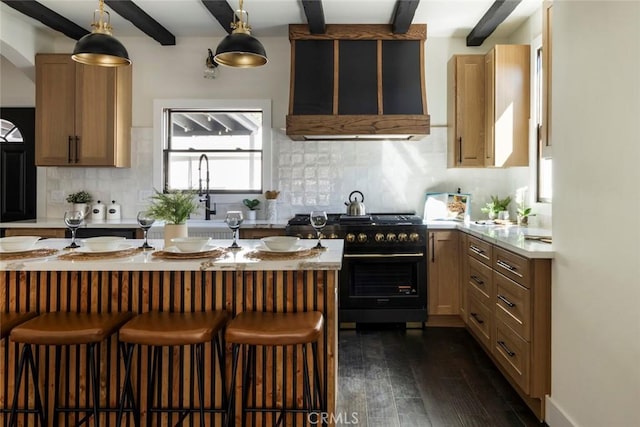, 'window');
154,100,272,198
536,46,552,202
